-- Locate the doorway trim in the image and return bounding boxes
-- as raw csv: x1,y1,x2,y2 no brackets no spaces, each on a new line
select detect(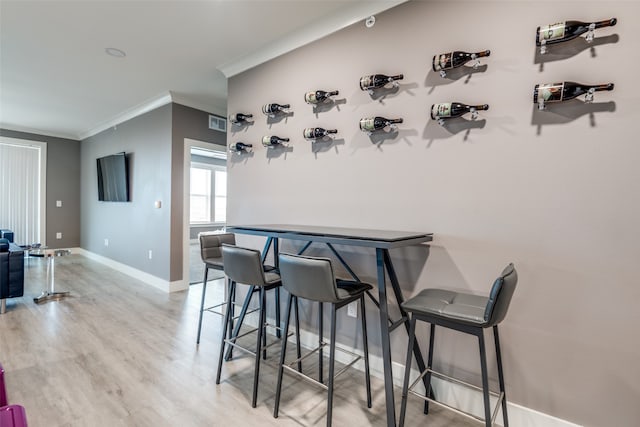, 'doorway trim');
182,138,227,288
